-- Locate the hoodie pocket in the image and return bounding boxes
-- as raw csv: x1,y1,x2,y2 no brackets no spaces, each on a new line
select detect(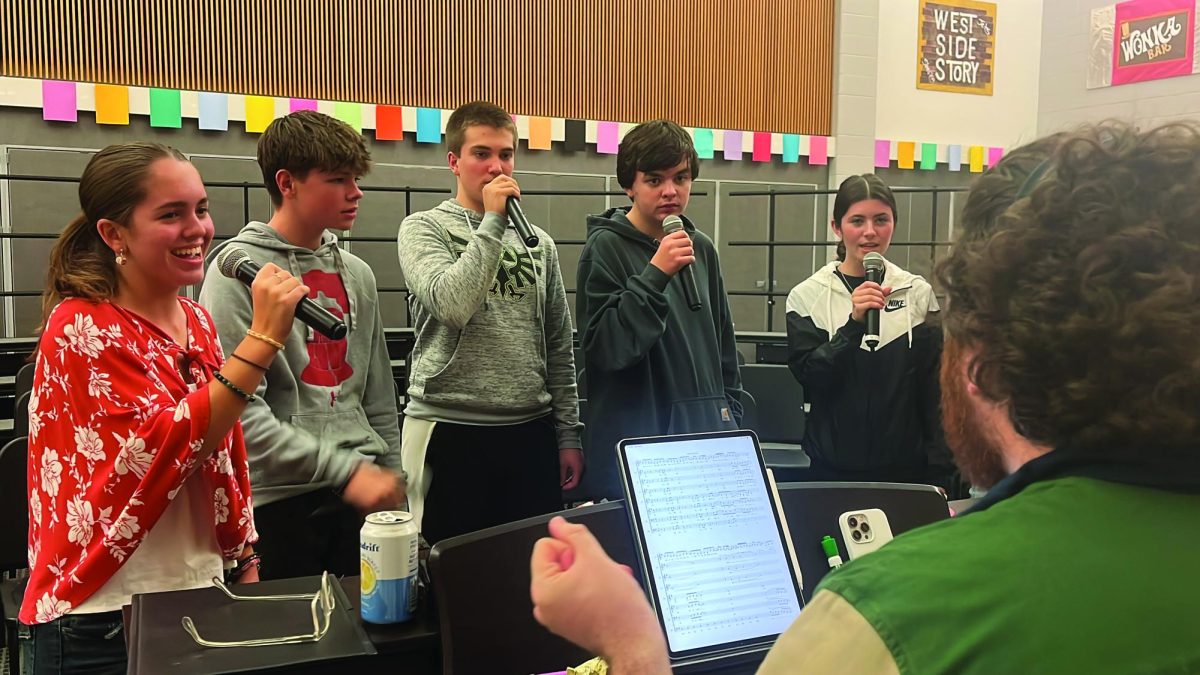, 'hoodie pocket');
290,409,386,460
666,395,739,435
416,329,463,396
